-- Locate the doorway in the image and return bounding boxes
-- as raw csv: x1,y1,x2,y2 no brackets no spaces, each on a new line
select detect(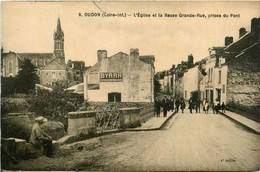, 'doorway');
108,92,121,102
